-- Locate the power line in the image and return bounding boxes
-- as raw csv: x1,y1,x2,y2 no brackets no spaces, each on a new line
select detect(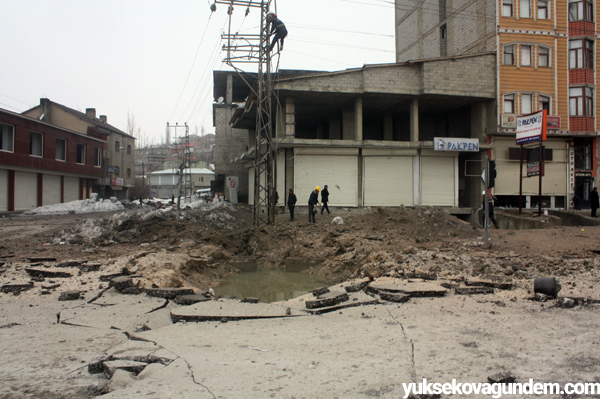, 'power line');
287,23,394,38
289,37,395,53
168,12,215,123
0,93,31,107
